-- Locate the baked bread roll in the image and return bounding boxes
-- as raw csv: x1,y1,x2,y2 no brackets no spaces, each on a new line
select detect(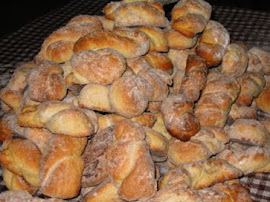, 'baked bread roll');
159,158,243,190
0,138,42,187
195,20,230,67
70,48,126,85
165,28,198,49
109,74,153,118
105,120,157,201
82,126,114,187
3,168,37,195
79,83,112,112
144,126,169,162
0,190,65,201
4,61,35,93
168,126,229,166
218,142,270,174
247,47,270,75
235,71,265,106
17,101,97,137
22,127,52,153
256,87,270,114
103,1,169,28
171,0,212,38
0,88,22,113
161,94,200,141
137,26,168,52
27,61,67,102
144,52,173,75
35,15,102,63
225,118,270,147
40,134,87,199
221,43,248,77
84,179,123,202
73,27,150,58
228,103,257,121
180,53,208,102
195,70,240,127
